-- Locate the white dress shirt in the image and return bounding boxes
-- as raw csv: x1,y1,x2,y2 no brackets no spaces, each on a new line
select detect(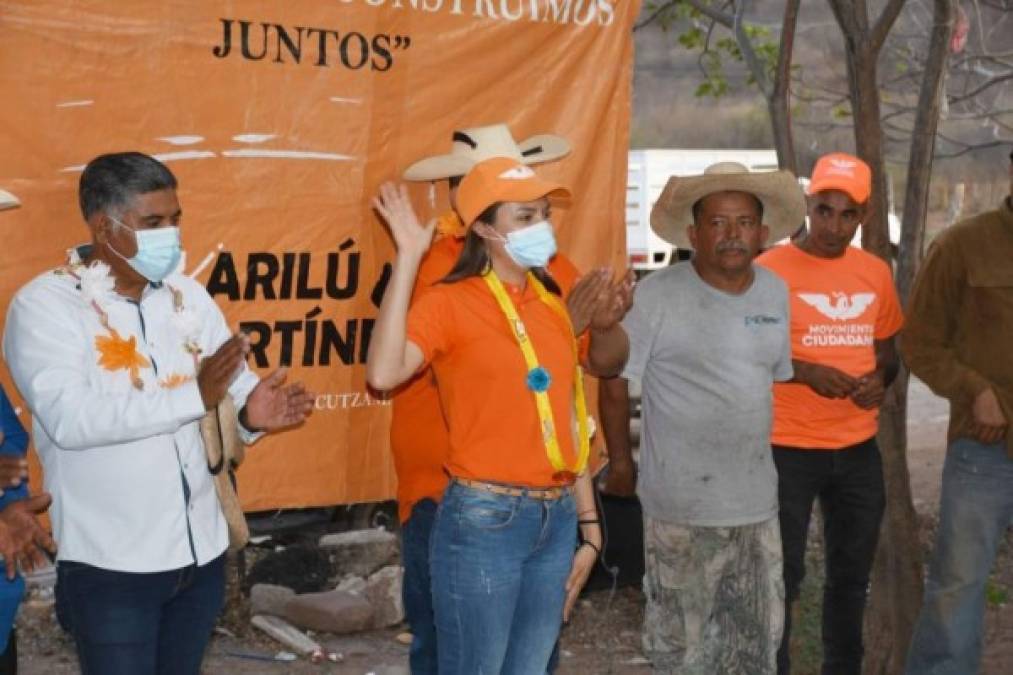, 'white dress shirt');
3,254,259,573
